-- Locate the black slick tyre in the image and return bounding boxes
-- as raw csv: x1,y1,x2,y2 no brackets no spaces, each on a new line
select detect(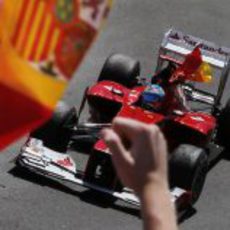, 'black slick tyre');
31,101,77,152
98,53,140,88
169,144,208,205
217,98,230,149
